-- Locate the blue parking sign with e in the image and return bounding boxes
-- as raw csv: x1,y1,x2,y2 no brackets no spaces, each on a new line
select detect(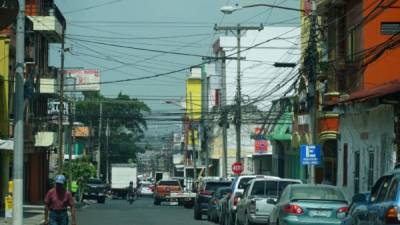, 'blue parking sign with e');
300,145,321,165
